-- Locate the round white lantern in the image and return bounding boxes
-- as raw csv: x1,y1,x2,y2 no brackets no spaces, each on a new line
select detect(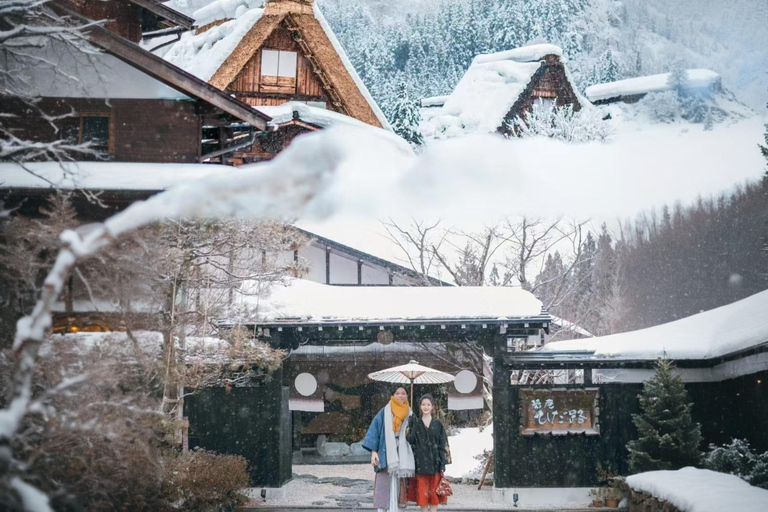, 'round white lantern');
295,372,318,396
454,370,477,394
